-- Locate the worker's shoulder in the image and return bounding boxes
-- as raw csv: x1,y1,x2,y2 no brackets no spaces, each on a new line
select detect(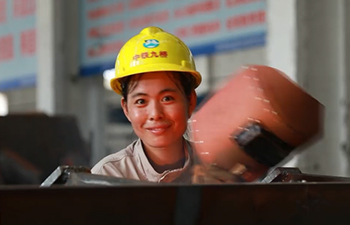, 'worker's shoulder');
91,140,139,174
